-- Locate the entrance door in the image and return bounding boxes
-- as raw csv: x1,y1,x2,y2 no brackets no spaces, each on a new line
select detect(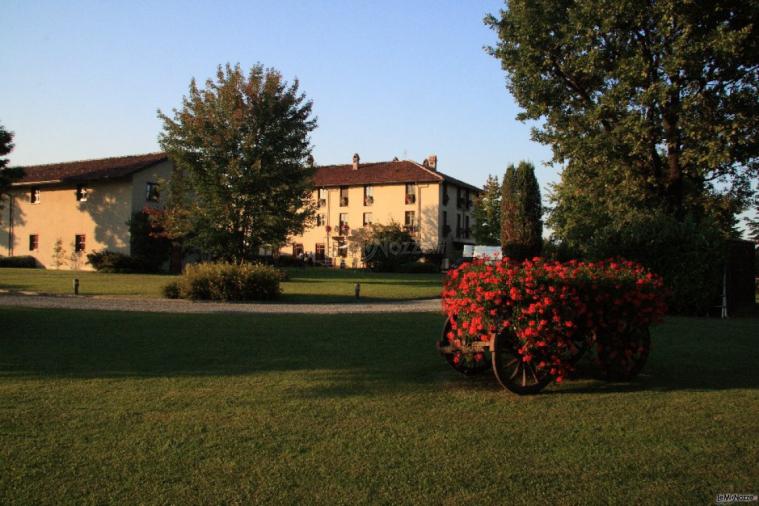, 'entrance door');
315,243,326,263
